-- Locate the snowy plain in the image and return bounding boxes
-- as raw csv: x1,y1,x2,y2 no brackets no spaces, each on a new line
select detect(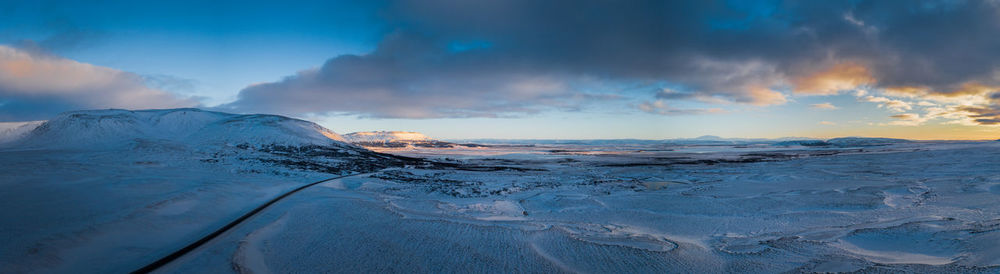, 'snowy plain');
166,141,1000,273
2,109,1000,273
